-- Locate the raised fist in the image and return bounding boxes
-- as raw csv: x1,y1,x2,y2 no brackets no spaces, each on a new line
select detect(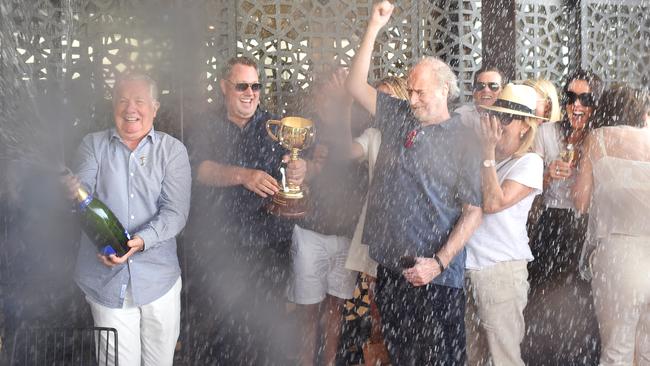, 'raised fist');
370,1,394,29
